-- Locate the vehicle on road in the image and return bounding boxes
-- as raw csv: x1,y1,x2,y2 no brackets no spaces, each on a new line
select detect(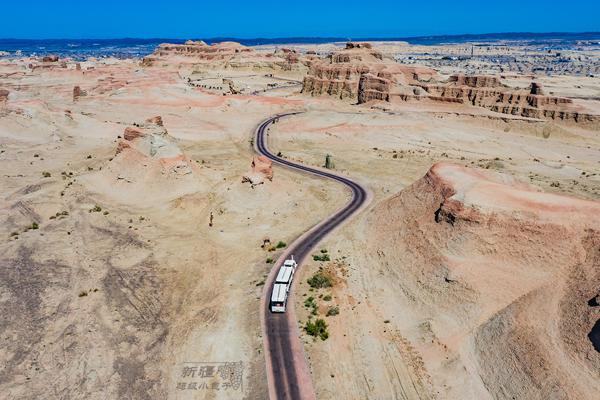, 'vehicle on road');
270,283,289,313
270,256,298,312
